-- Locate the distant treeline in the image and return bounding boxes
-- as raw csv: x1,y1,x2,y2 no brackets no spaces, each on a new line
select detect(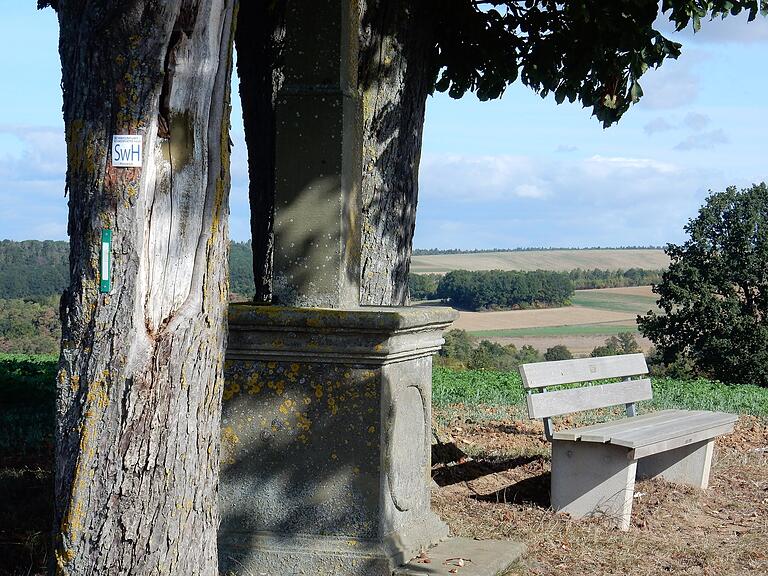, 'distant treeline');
568,268,663,289
422,269,574,311
410,268,663,309
413,246,664,255
0,240,69,300
0,239,256,299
